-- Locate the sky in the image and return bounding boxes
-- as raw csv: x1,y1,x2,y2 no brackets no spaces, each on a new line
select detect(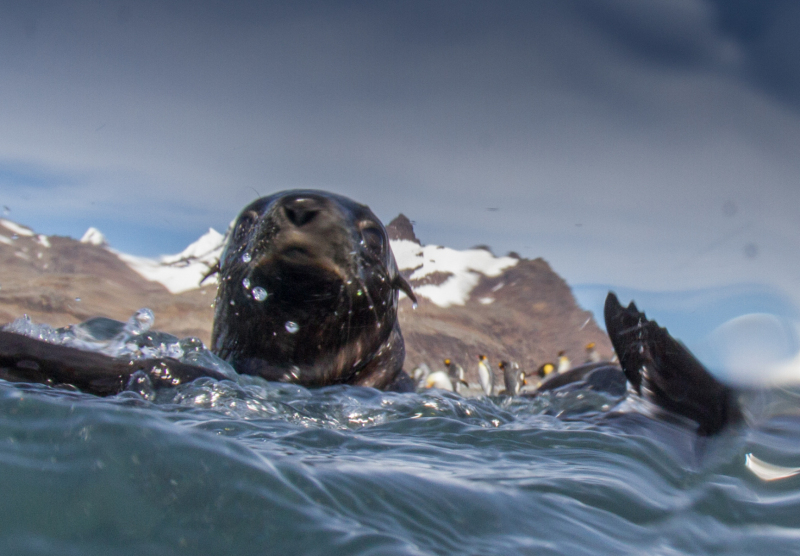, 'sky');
2,0,800,325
